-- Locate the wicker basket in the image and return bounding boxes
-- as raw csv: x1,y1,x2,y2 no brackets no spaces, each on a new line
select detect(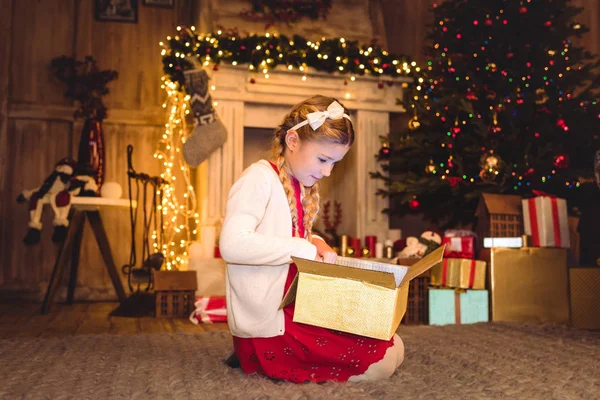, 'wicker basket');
402,276,430,325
